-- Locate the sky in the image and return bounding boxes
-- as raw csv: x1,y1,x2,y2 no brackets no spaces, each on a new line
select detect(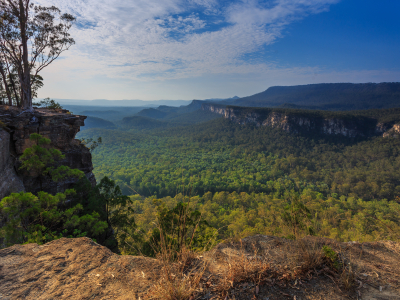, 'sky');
35,0,400,101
